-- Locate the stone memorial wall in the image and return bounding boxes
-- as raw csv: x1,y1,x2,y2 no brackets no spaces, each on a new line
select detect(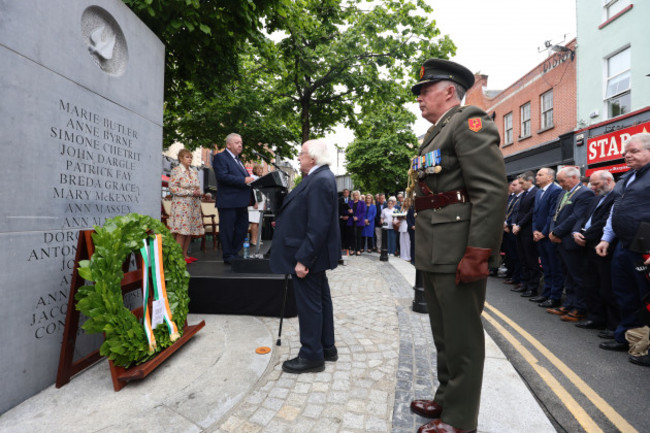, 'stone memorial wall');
0,0,164,413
